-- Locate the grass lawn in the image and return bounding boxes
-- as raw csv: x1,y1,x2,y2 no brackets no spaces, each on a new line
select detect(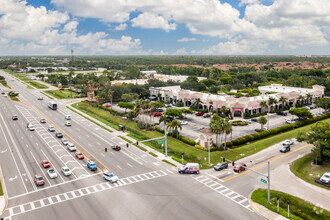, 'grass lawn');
72,101,330,169
27,85,34,89
10,96,20,102
252,188,330,220
29,81,48,89
290,153,330,190
45,89,83,99
0,180,3,196
7,72,48,89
